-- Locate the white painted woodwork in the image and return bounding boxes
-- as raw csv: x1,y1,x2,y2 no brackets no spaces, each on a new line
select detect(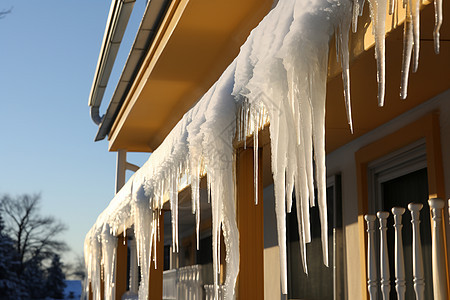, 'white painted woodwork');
408,203,425,300
176,265,203,300
392,207,406,300
116,149,127,194
428,198,448,300
365,214,378,300
115,150,140,194
377,211,391,300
